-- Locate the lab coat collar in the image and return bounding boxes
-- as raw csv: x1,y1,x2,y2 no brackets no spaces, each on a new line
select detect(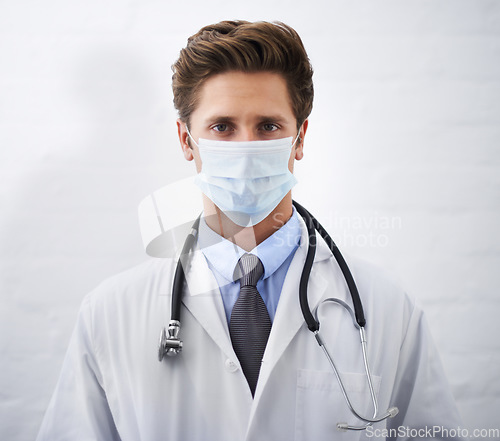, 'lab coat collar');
181,248,236,362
